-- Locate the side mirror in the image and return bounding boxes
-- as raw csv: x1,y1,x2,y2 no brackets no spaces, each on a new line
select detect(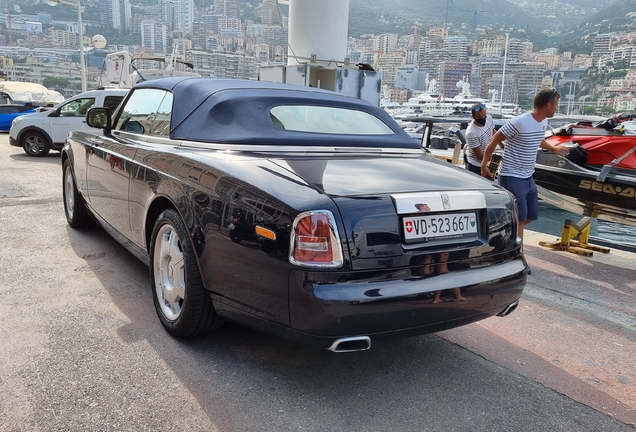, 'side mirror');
87,107,112,135
48,108,60,117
